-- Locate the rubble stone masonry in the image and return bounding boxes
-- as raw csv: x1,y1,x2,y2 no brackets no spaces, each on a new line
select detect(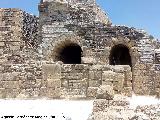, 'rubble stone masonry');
0,0,159,100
